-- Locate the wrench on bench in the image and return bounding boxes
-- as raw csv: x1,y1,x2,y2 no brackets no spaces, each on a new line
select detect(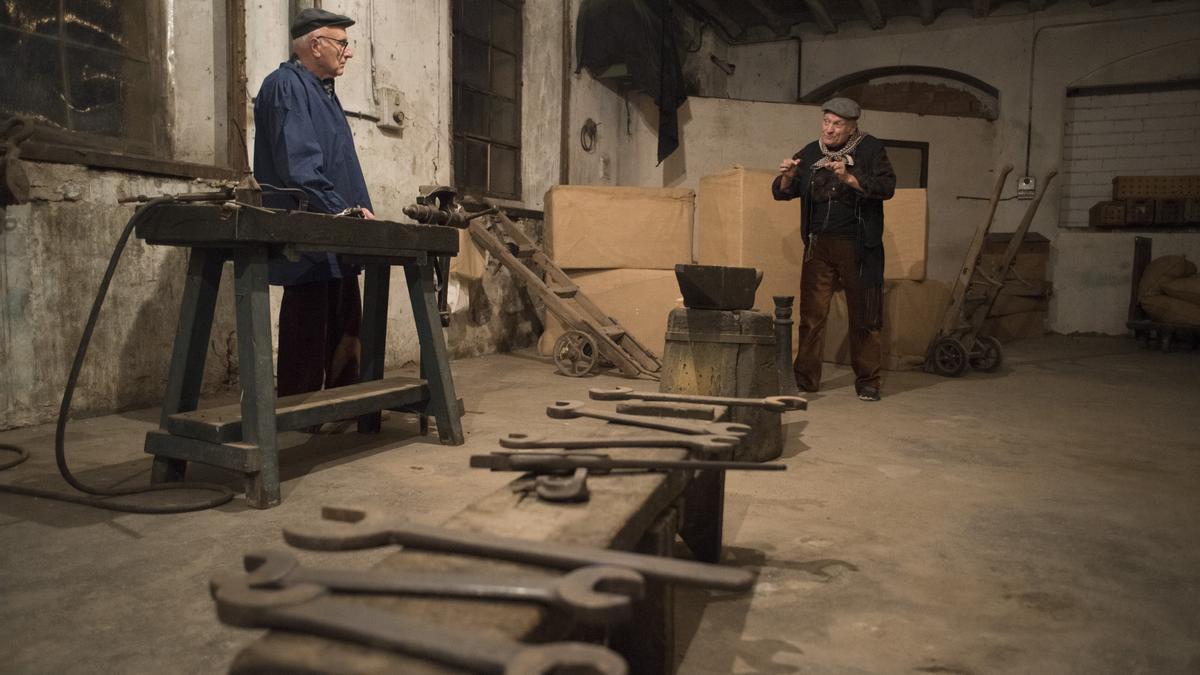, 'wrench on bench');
283,506,757,591
499,431,740,456
211,574,628,674
546,401,752,437
225,549,643,627
588,386,808,412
